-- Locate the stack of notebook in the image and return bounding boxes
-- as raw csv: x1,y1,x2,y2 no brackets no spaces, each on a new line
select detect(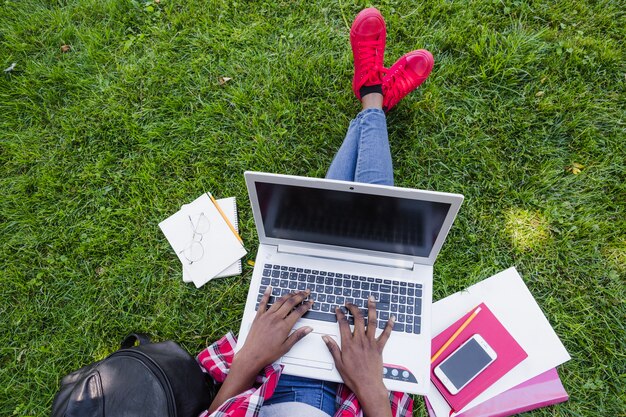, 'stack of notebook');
159,193,247,288
430,303,529,413
425,268,570,417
